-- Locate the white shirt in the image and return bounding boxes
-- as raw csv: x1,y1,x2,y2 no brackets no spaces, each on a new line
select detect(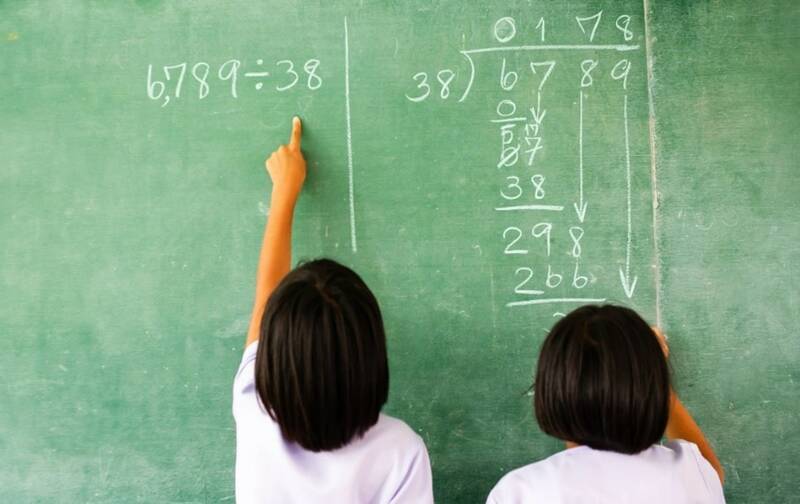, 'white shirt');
233,342,434,504
487,441,725,504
